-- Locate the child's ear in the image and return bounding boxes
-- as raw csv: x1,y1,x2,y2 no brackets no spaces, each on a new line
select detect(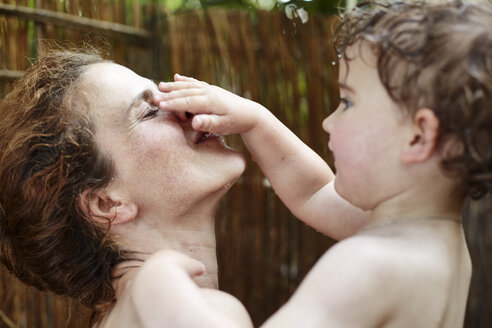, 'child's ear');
79,188,138,226
400,108,440,163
